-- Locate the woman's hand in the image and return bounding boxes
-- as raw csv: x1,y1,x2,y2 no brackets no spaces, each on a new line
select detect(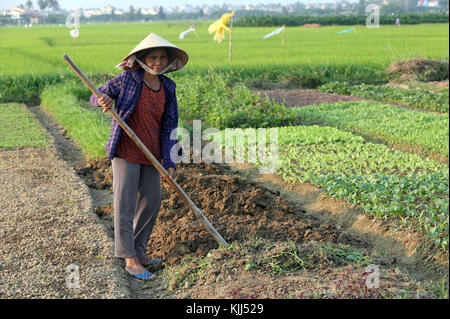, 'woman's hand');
167,167,176,180
99,94,113,113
